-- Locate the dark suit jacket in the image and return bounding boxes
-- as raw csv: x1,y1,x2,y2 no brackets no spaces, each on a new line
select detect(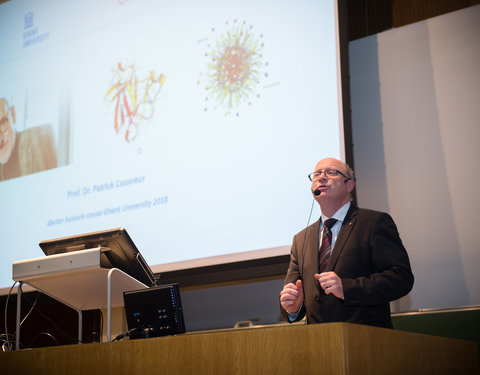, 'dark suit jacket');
284,205,414,328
